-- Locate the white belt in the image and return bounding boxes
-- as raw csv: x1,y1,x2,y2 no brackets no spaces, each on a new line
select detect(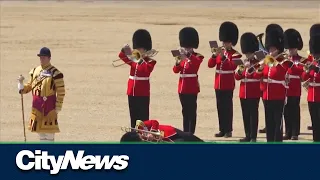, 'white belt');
309,83,320,87
263,79,288,88
241,79,260,83
216,70,234,74
129,76,149,80
288,75,300,79
180,74,197,78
